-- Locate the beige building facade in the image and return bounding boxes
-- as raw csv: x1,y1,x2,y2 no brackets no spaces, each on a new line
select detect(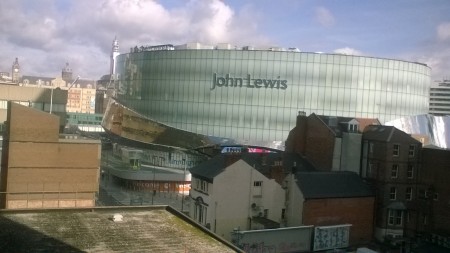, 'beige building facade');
0,83,67,132
0,102,101,209
67,85,96,114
